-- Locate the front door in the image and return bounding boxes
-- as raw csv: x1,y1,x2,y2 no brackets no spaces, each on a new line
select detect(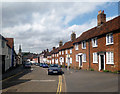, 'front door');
100,55,104,70
99,53,105,71
2,55,5,74
79,55,82,68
